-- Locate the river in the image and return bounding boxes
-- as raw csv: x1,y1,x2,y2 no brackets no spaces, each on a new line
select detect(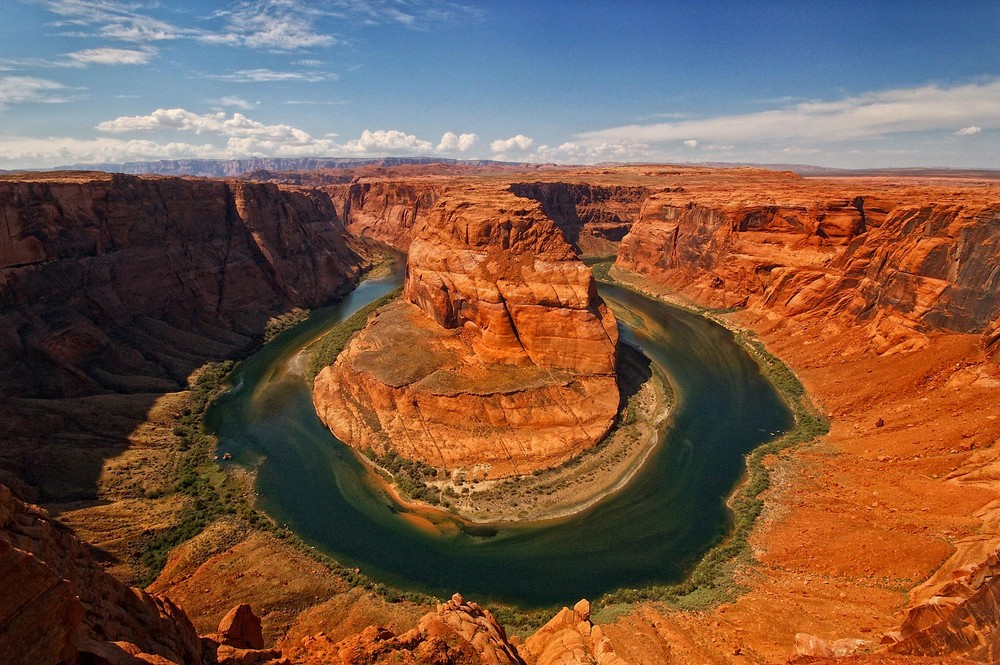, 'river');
204,265,793,608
